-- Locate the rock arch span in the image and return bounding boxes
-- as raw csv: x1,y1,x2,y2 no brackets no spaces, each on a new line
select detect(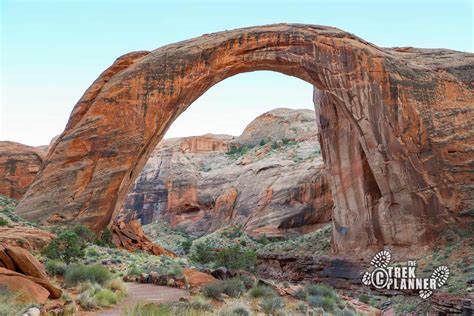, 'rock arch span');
16,24,473,256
